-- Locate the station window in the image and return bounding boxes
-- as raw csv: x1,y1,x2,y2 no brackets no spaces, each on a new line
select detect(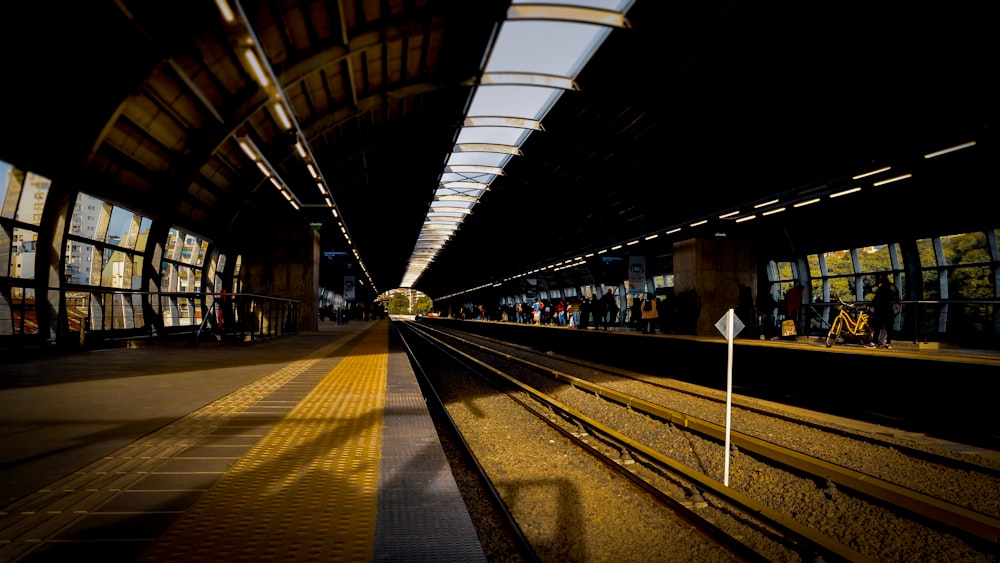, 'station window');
63,192,153,330
159,227,211,327
0,160,51,335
